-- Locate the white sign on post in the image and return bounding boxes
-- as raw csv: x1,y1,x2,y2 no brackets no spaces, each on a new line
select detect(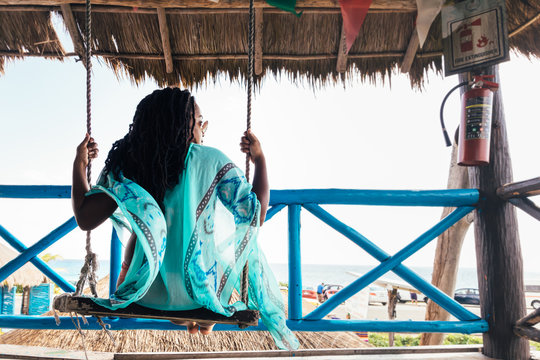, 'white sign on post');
442,0,509,76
